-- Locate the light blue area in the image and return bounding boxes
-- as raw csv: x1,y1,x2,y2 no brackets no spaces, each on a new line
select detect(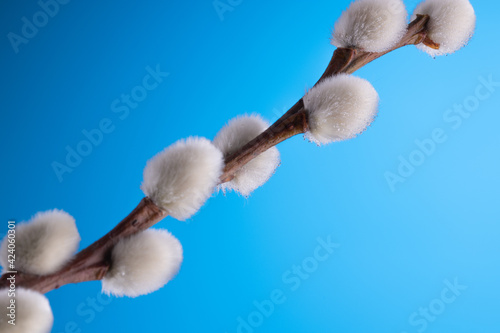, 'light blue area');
1,1,499,332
